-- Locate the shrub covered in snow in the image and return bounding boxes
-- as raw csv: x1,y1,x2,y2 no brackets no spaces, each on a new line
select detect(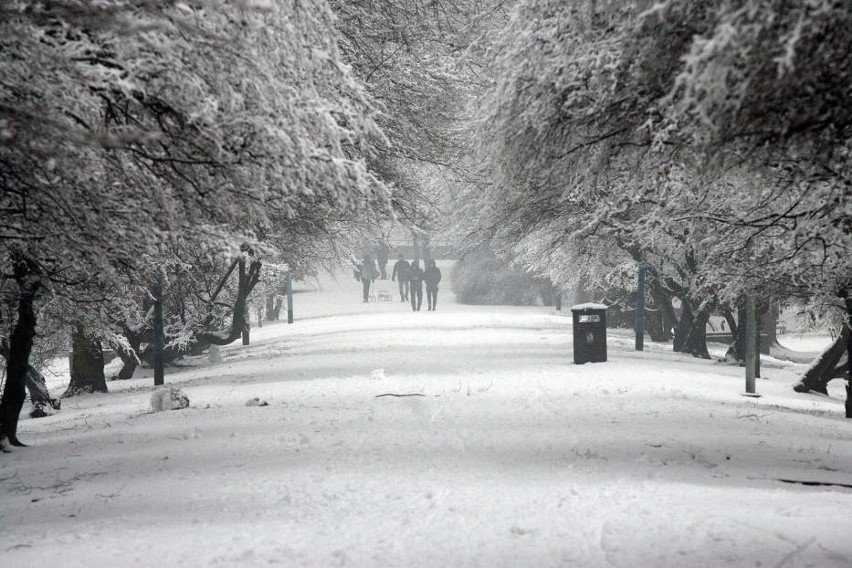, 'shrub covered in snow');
451,247,550,306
